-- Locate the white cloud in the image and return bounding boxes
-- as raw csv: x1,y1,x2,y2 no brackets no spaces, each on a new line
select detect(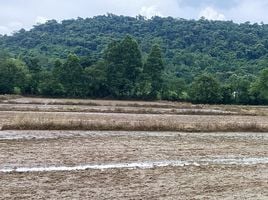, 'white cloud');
199,7,225,20
139,5,163,18
0,26,9,35
35,16,49,24
226,0,268,23
0,21,23,35
2,0,268,35
9,21,23,28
